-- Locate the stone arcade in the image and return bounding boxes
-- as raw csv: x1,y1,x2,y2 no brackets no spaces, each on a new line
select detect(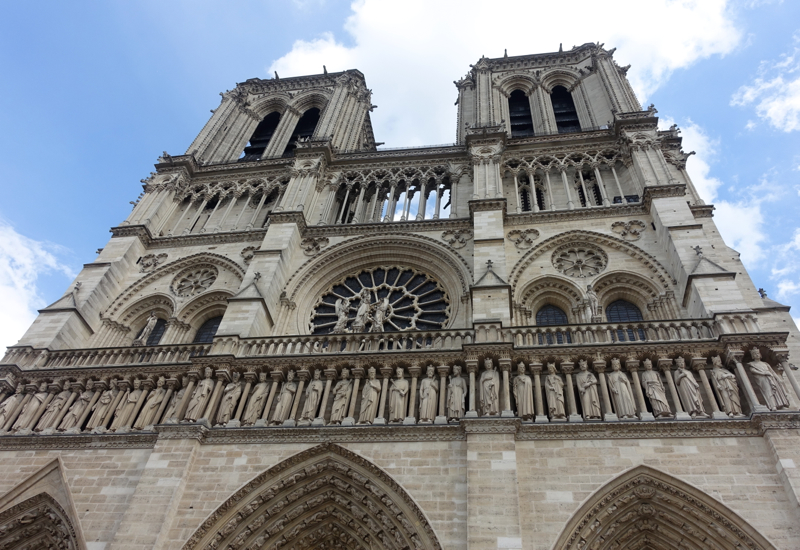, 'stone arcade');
1,43,800,550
